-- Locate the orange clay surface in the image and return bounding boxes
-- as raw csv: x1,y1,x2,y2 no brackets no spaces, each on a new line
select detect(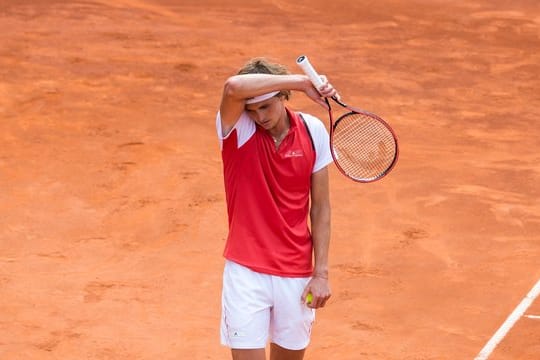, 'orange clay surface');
1,1,540,359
